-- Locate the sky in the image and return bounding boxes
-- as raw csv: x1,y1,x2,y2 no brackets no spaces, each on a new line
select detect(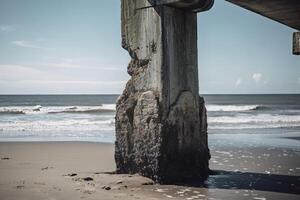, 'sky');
0,0,299,94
